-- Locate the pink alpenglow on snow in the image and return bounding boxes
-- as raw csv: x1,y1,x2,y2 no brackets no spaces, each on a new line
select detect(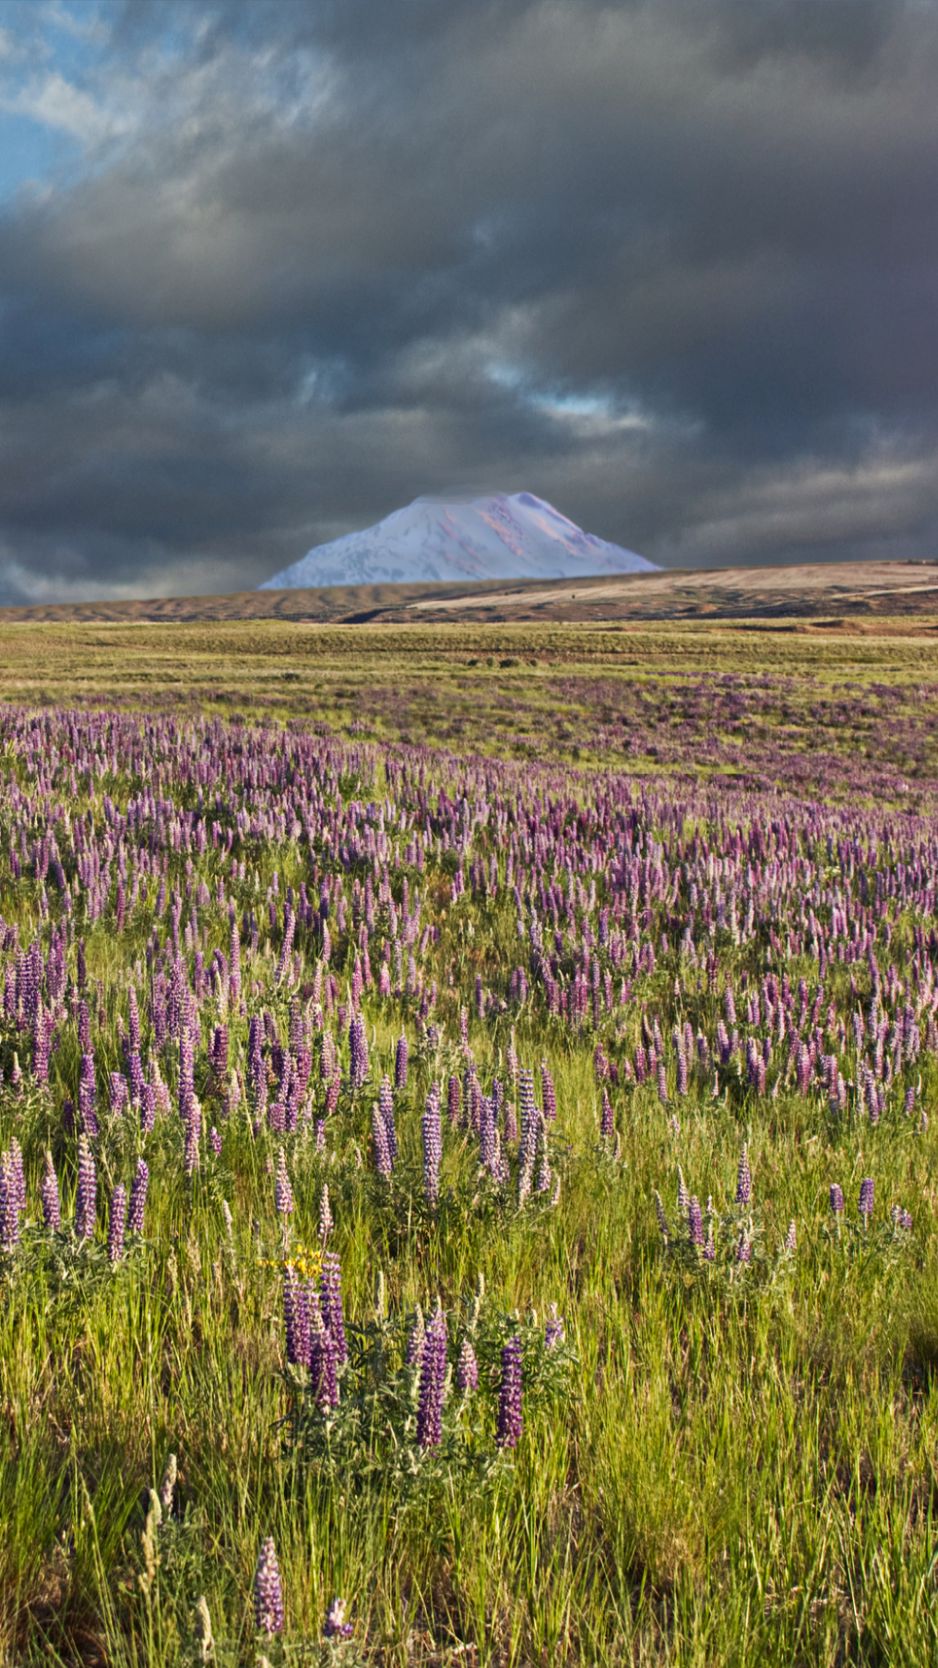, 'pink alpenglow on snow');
259,492,657,590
